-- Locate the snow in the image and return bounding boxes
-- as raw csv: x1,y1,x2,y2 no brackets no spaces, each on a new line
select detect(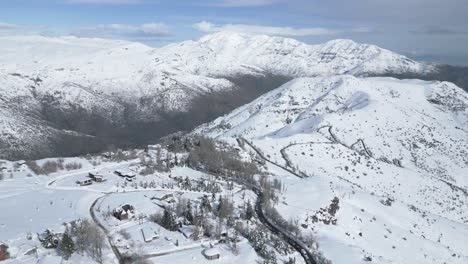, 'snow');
0,32,432,158
195,75,468,264
151,242,258,264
